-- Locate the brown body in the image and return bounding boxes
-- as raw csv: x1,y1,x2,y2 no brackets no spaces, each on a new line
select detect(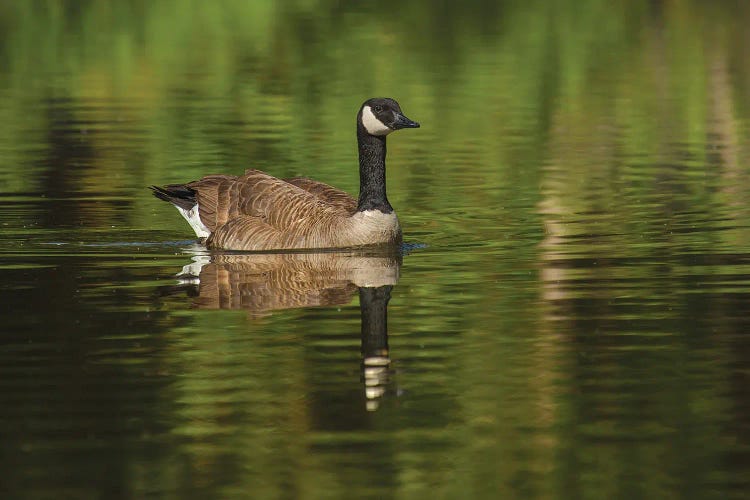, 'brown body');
185,170,401,251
